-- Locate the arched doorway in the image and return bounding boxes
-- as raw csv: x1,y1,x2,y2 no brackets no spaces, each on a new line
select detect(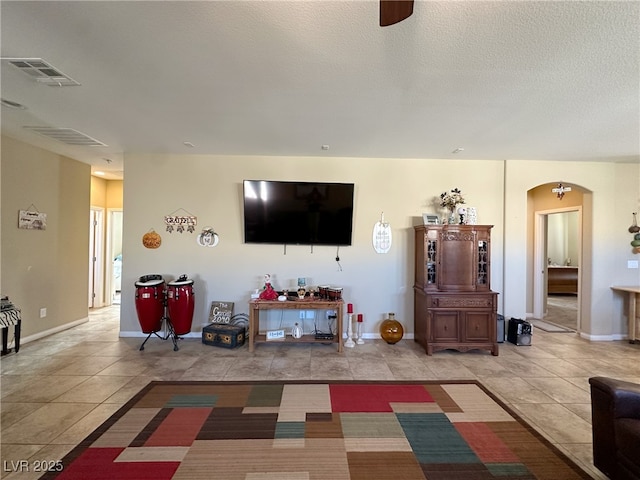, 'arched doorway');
528,183,586,332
